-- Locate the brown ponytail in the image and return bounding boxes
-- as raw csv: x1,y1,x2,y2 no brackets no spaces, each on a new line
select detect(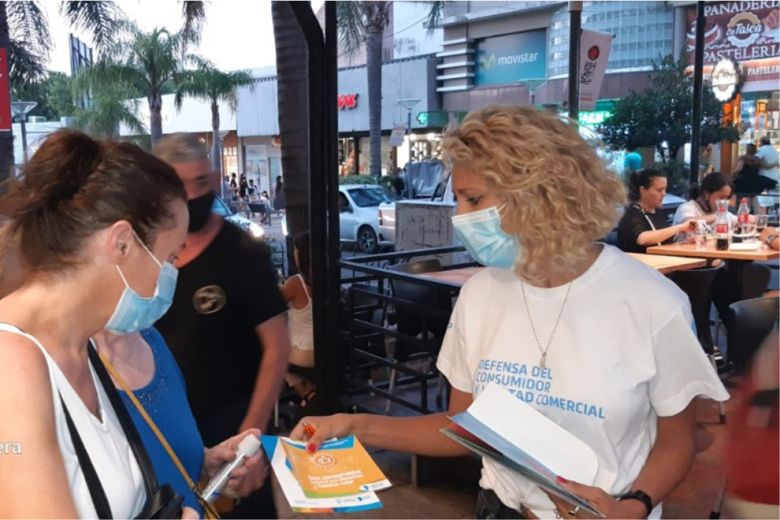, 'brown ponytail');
0,129,187,274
